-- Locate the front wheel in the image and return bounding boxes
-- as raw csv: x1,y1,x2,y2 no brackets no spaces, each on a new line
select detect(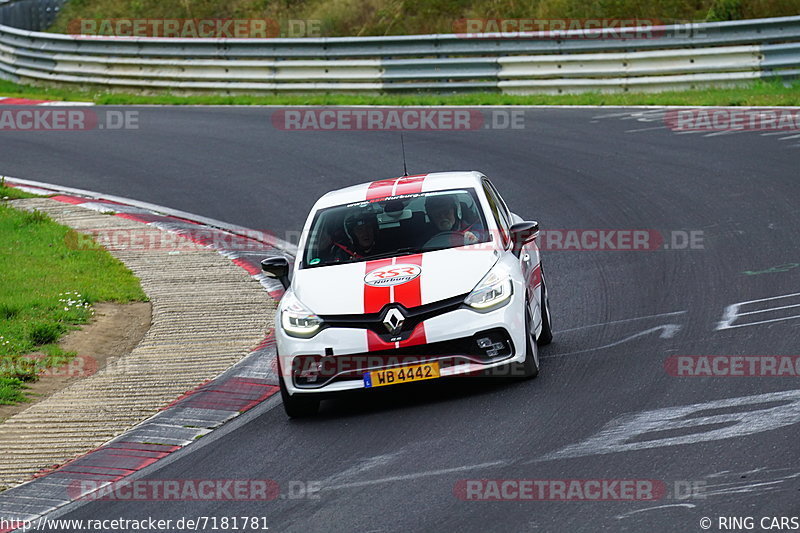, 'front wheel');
278,357,319,418
510,300,539,379
537,270,553,346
